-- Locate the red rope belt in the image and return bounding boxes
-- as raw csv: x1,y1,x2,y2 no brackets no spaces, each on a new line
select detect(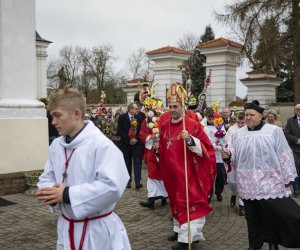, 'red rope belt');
62,211,112,250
